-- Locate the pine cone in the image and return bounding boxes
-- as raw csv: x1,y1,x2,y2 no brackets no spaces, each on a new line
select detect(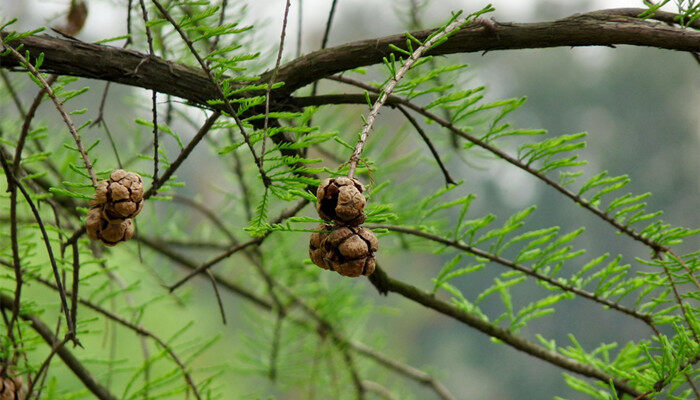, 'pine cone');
0,370,24,400
316,177,366,226
93,169,144,219
85,207,135,247
309,225,378,277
